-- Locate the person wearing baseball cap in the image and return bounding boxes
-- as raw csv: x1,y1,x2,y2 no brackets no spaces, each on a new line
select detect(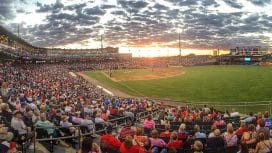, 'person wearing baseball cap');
100,125,121,152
